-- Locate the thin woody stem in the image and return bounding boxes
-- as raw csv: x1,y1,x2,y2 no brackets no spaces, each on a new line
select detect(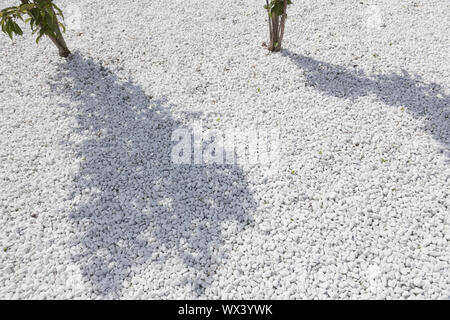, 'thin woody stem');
265,0,273,49
271,14,279,51
277,0,288,51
